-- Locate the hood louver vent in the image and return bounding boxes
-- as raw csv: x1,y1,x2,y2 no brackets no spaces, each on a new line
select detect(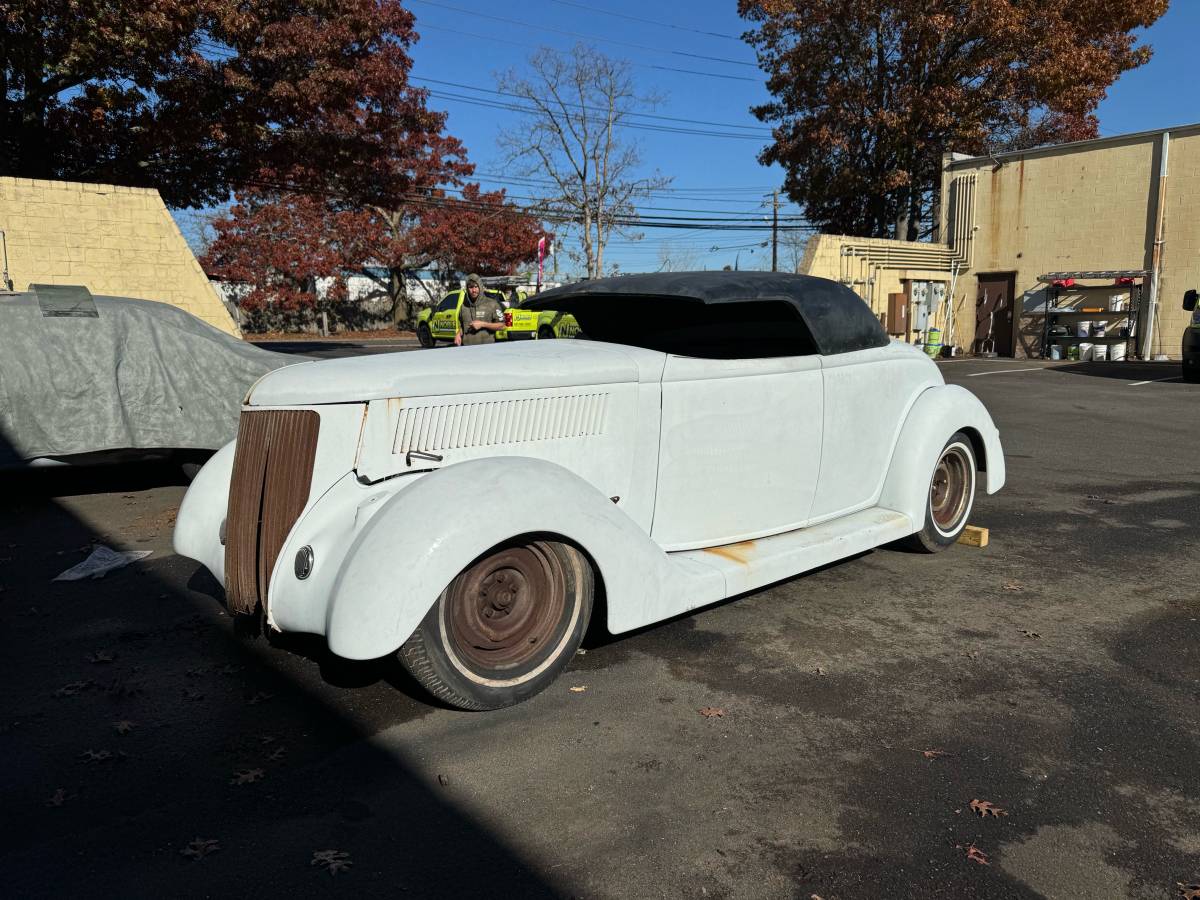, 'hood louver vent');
393,393,608,454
